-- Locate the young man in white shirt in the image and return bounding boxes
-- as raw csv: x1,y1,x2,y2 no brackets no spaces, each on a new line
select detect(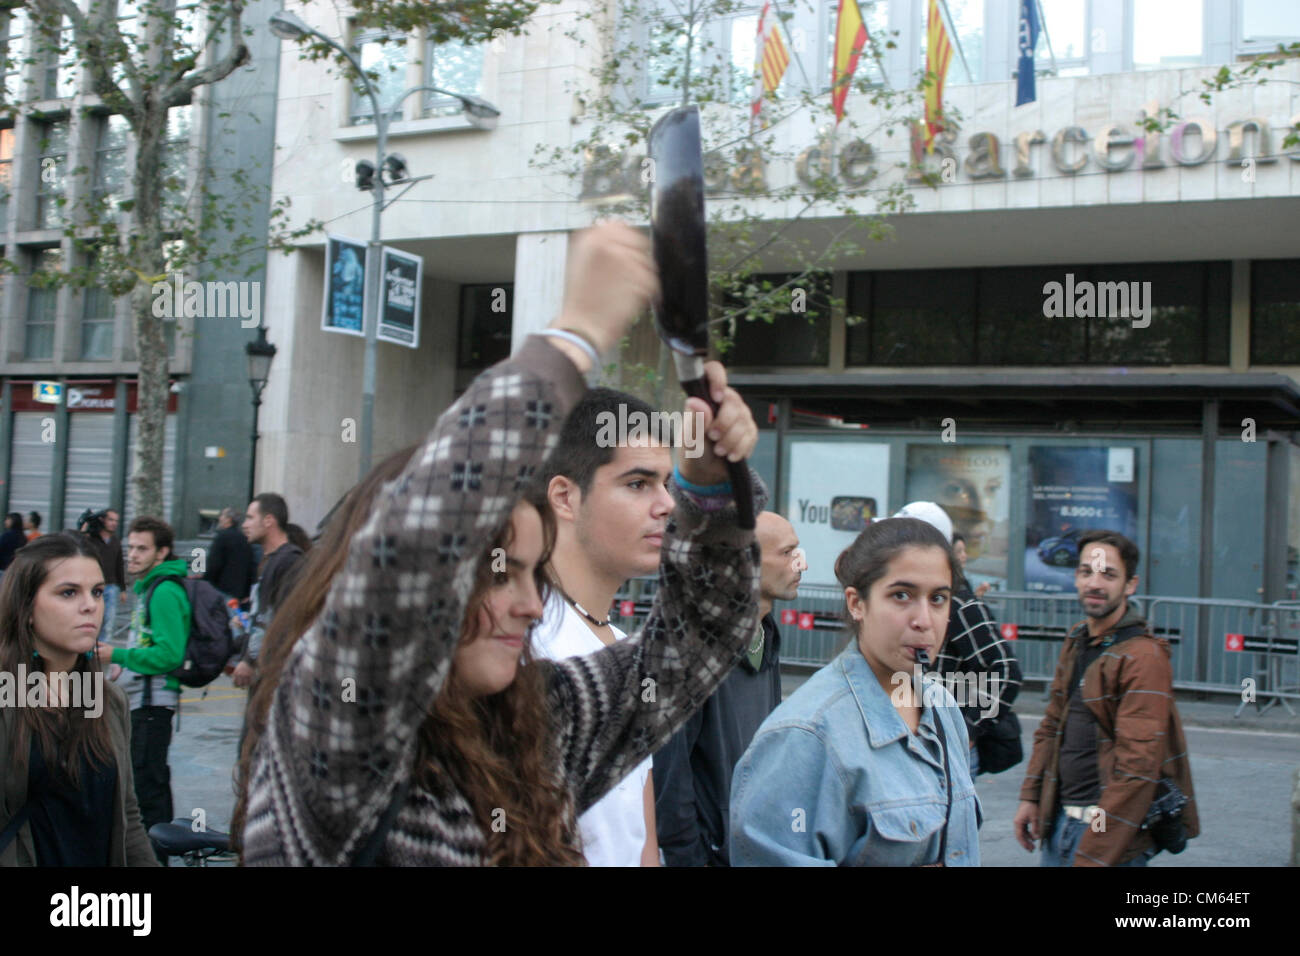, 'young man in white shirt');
532,387,678,866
